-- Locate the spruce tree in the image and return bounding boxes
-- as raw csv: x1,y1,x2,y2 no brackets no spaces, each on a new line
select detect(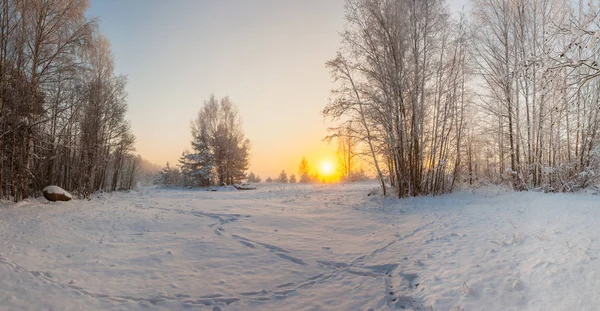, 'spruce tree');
178,151,193,186
185,135,214,186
